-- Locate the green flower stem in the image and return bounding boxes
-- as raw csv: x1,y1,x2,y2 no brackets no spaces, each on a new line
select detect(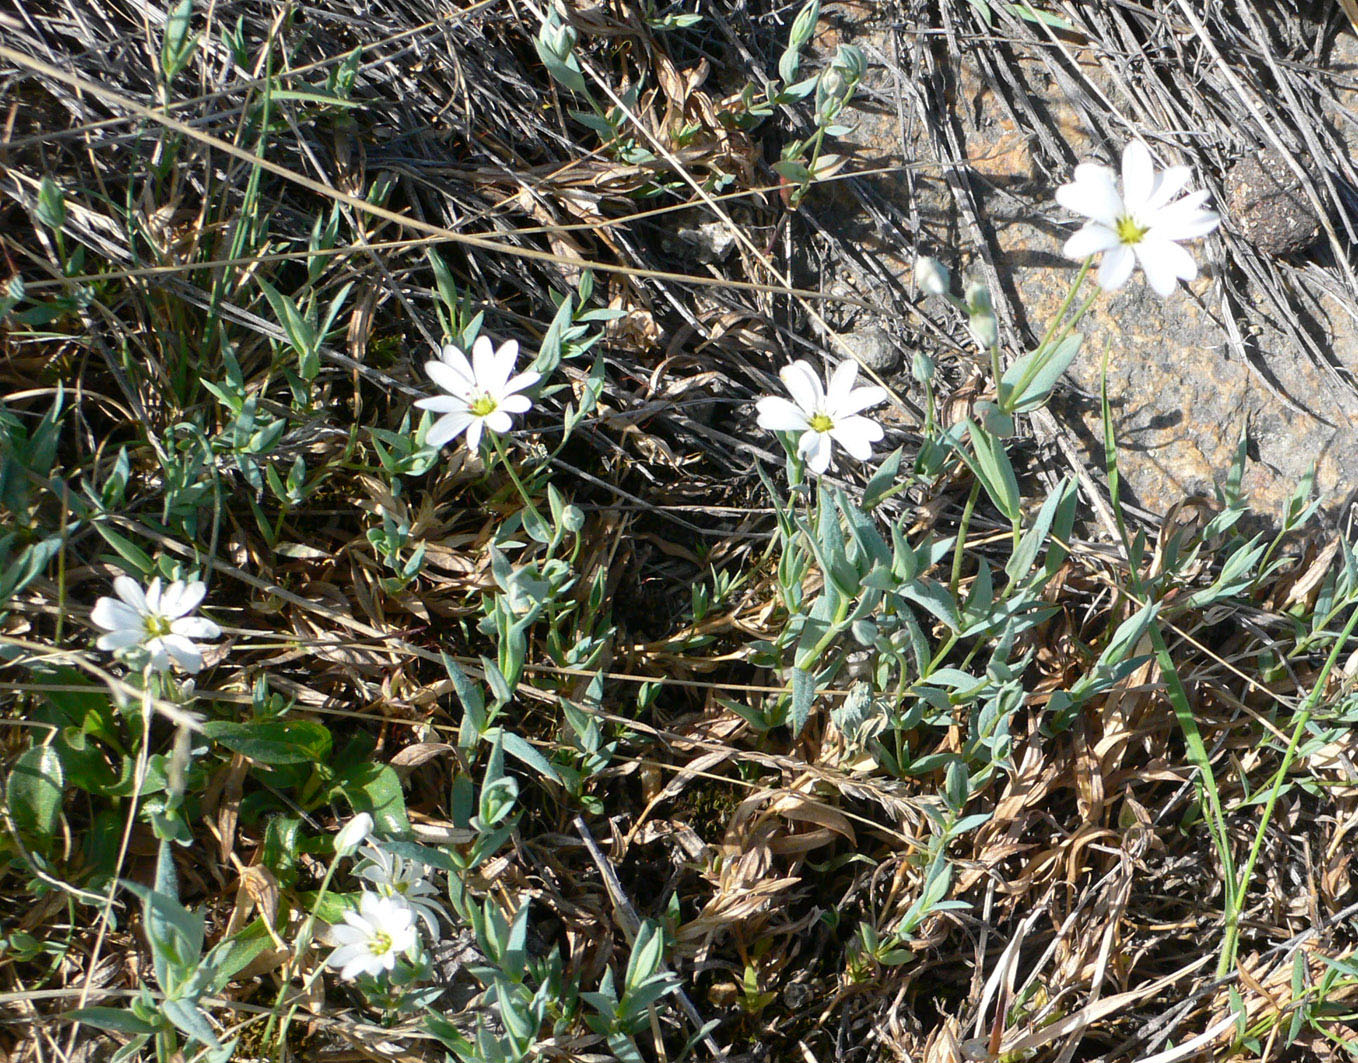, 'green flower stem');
997,260,1098,416
490,432,547,529
949,479,982,598
66,676,157,1056
1036,257,1094,355
1043,287,1100,360
266,849,347,1051
987,336,1003,397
